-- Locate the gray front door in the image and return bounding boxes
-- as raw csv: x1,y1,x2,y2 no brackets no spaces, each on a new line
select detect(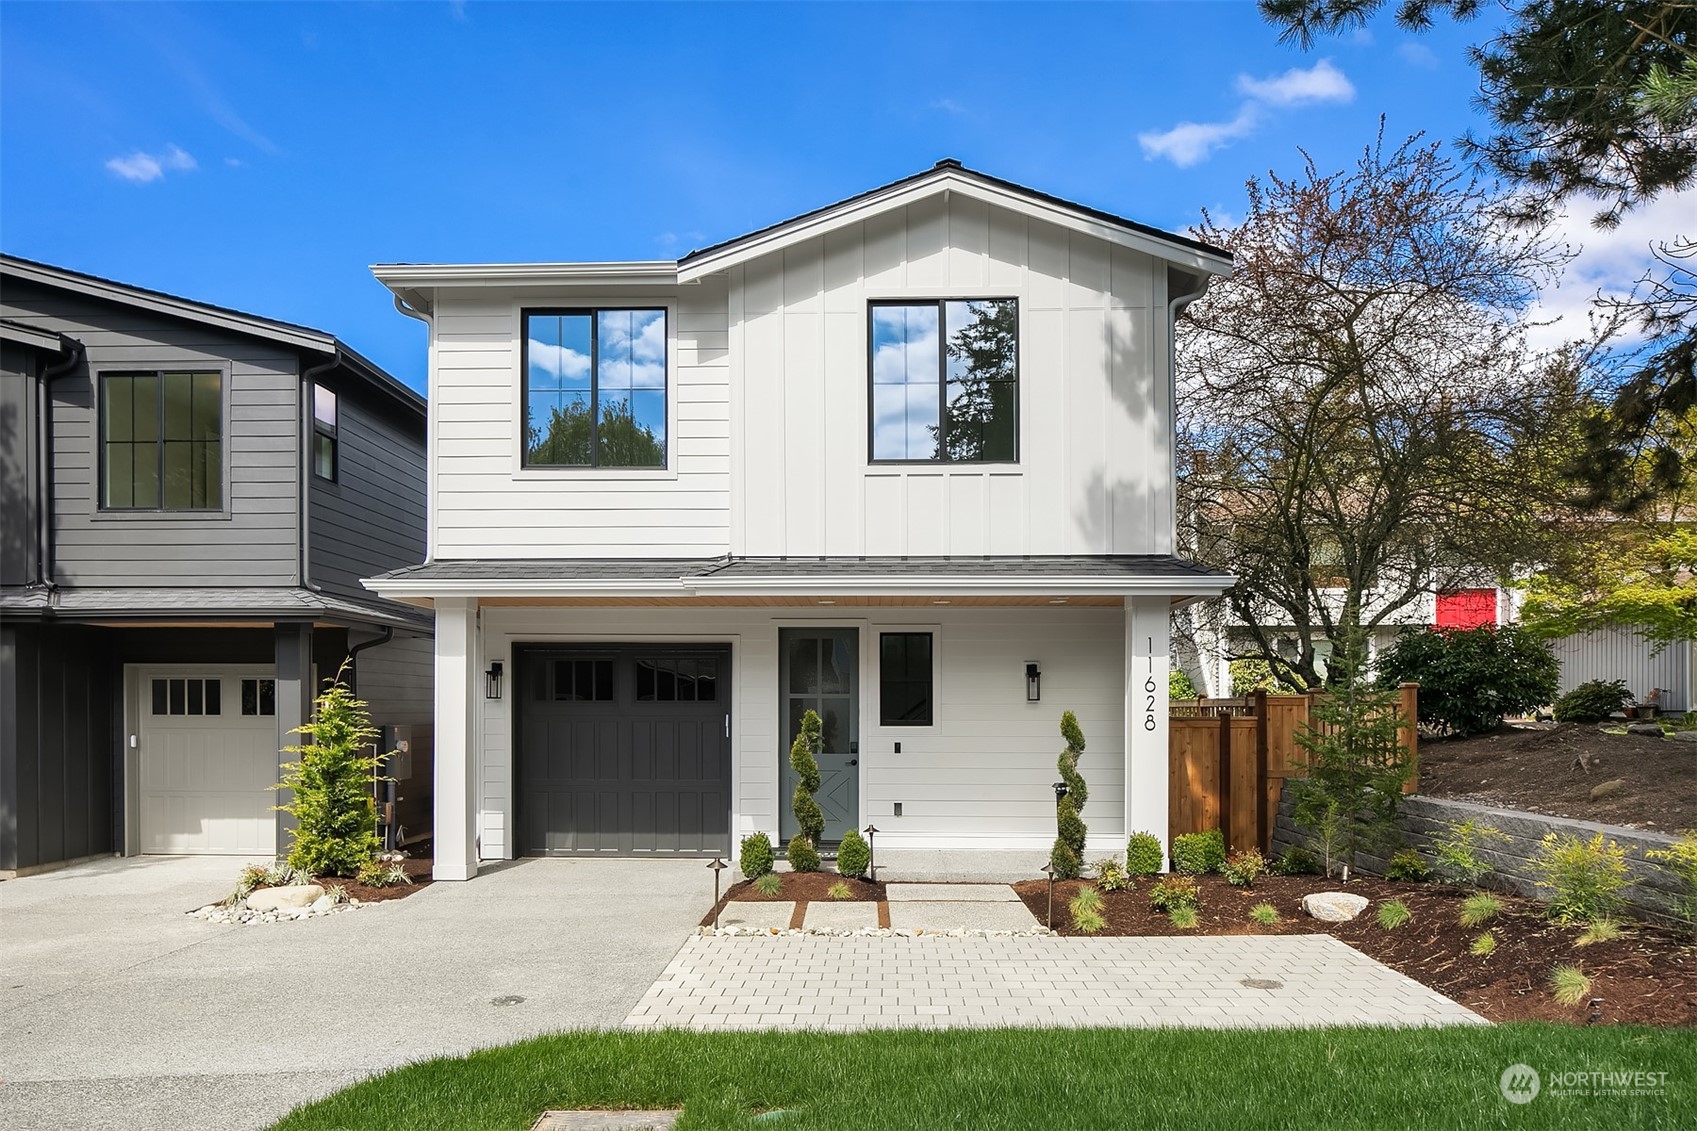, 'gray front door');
779,628,859,846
